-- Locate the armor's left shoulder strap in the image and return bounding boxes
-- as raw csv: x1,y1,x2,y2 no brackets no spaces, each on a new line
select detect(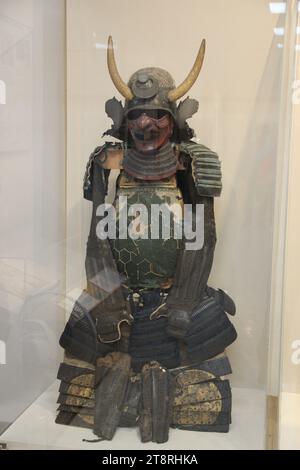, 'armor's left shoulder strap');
180,141,222,197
